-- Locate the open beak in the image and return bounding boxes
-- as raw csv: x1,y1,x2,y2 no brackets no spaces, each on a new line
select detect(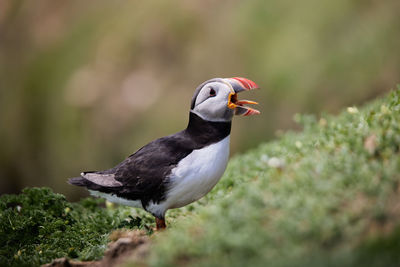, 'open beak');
225,77,260,116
